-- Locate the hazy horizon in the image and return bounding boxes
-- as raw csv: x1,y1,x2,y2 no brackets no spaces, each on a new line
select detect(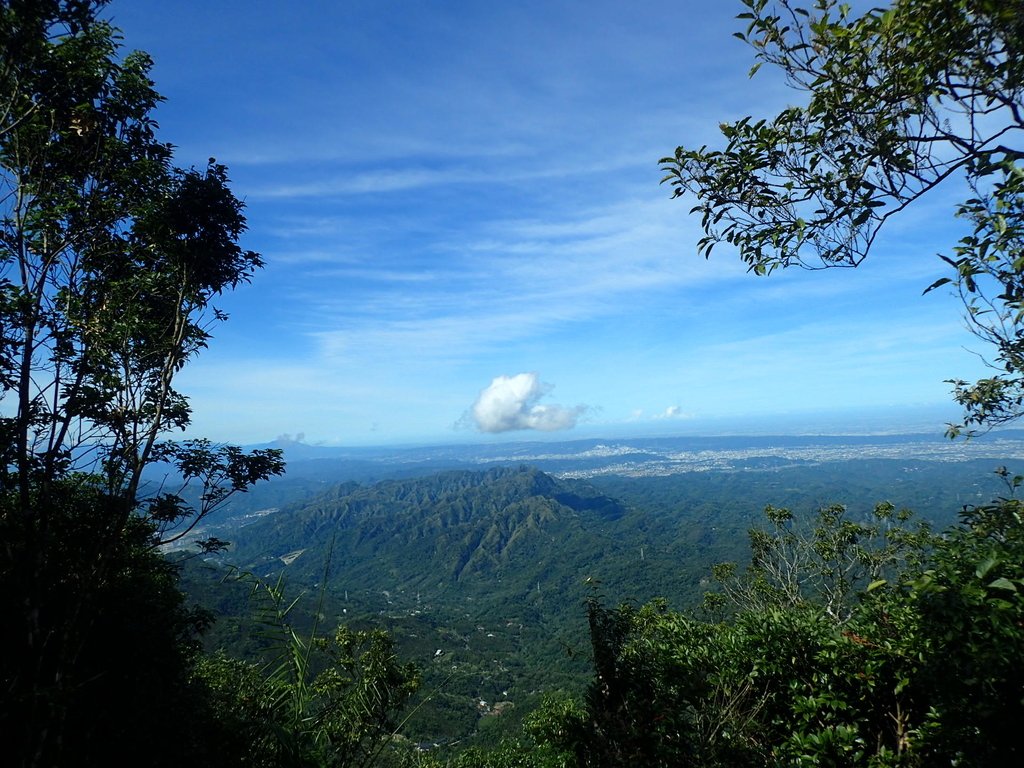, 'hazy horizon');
252,402,974,451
